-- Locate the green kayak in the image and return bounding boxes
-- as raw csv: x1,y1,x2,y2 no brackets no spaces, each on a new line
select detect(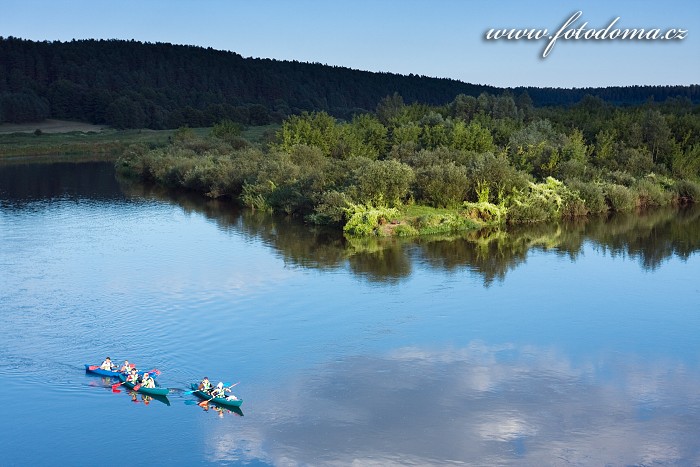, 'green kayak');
118,373,169,396
189,383,243,407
